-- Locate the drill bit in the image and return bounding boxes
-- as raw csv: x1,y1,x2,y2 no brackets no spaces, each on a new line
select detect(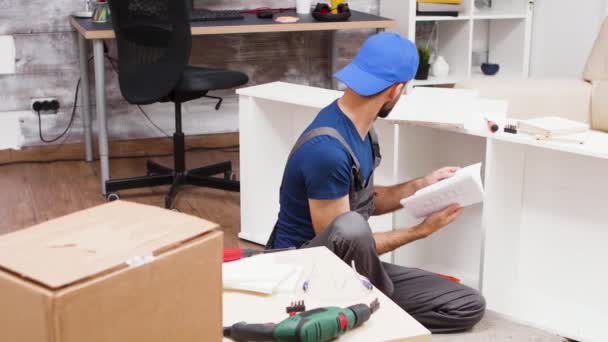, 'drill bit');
286,300,306,315
369,298,380,314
